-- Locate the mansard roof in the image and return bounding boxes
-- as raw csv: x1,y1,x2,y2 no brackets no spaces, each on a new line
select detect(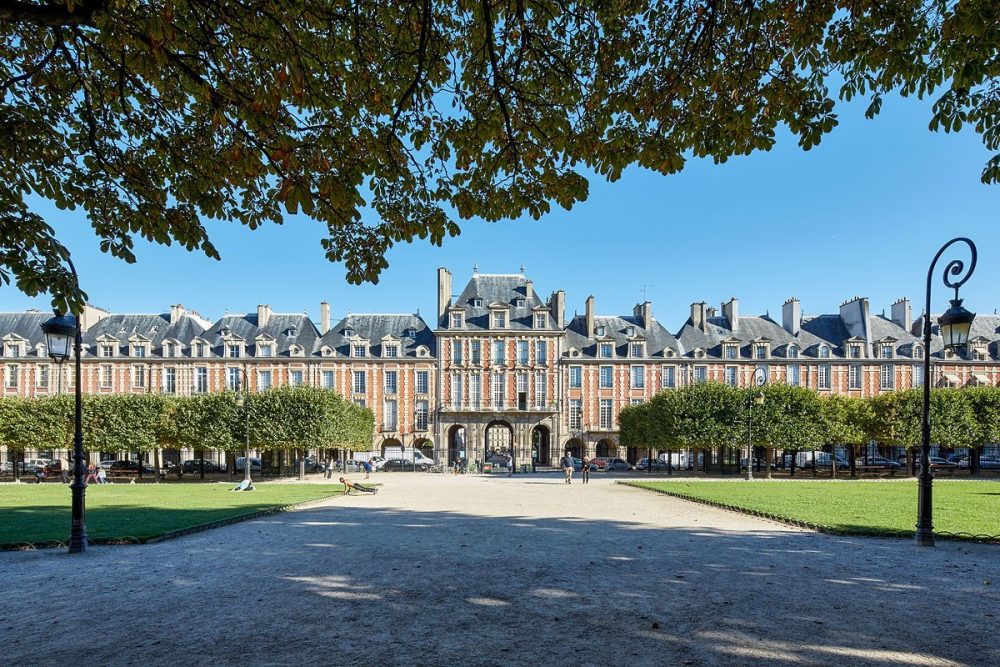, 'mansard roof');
450,274,546,330
678,314,842,358
83,313,206,354
565,315,681,359
320,313,435,358
204,312,319,357
0,311,50,351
